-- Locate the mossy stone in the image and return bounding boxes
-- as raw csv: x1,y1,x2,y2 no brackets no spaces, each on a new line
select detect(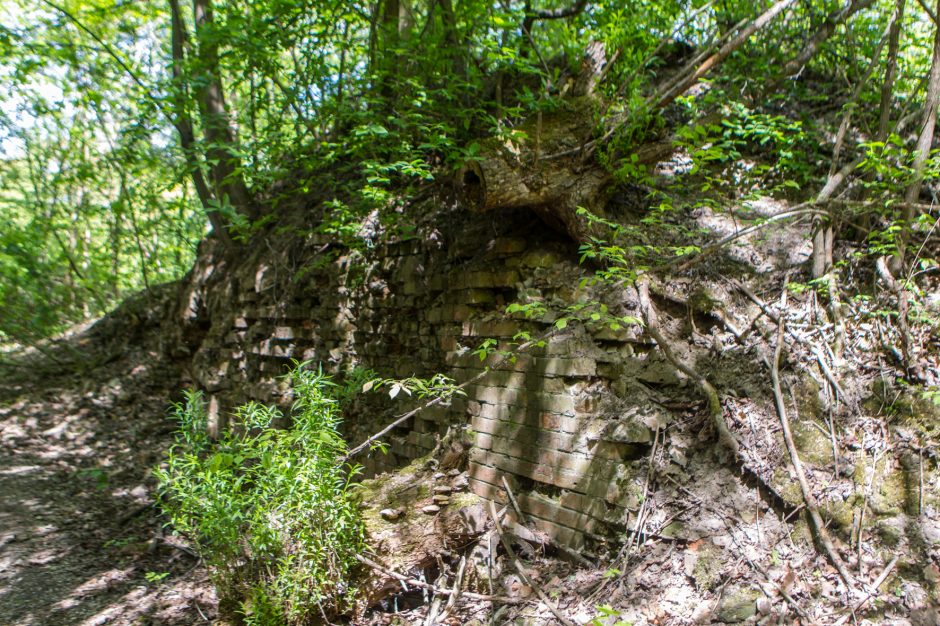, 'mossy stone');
870,467,909,516
792,420,832,465
717,586,760,623
824,499,855,532
770,464,803,507
875,516,906,547
692,544,723,591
